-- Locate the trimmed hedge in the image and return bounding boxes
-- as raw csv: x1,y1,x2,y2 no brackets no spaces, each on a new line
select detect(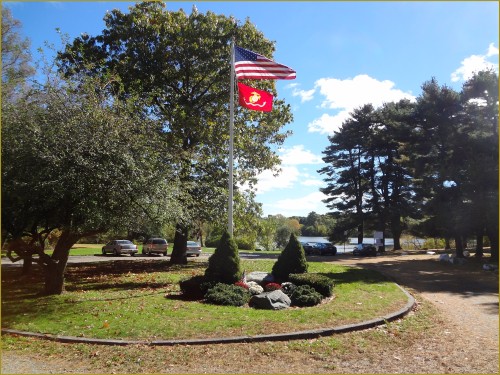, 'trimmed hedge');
204,283,251,306
290,285,323,307
288,273,334,297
